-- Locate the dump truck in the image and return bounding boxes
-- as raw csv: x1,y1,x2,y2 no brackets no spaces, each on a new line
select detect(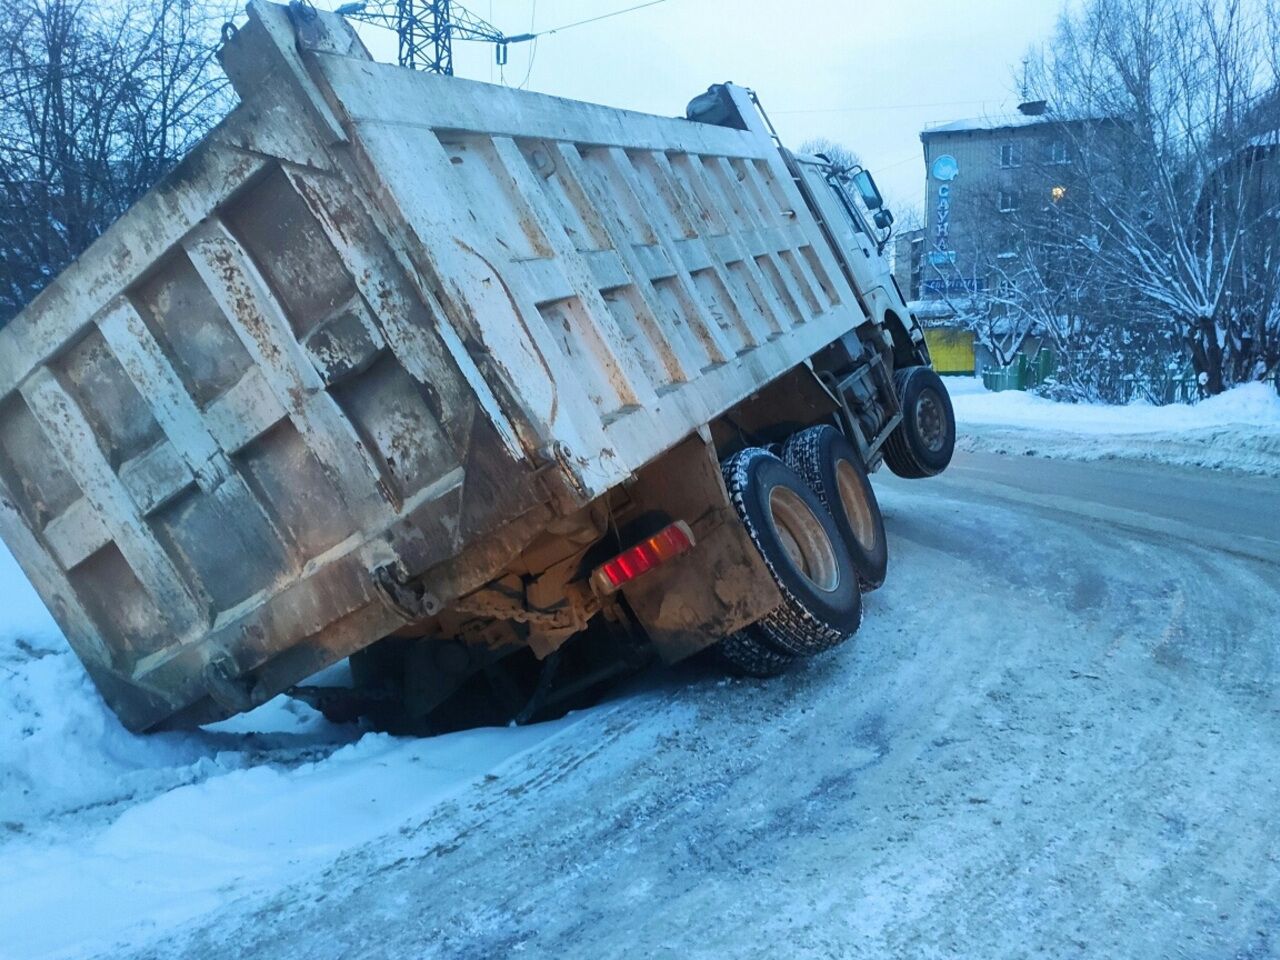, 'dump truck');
0,0,957,733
